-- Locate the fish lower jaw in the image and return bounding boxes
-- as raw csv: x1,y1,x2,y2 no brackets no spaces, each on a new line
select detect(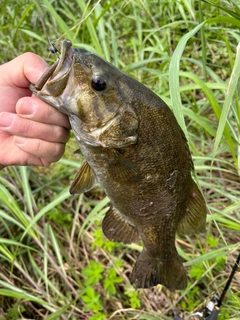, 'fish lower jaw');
70,121,104,148
71,118,115,148
33,91,65,113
